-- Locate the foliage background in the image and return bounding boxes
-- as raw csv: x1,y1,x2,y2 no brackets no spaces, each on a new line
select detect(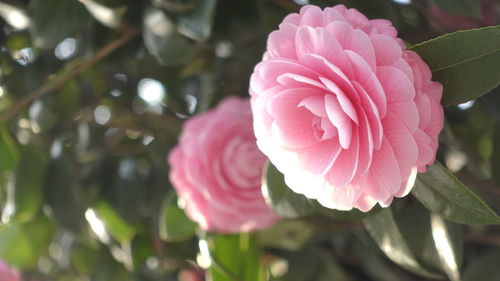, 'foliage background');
0,0,500,280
